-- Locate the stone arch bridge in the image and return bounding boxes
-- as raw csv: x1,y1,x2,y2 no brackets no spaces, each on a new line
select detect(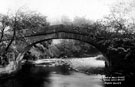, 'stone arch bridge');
4,24,132,72
15,25,109,61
